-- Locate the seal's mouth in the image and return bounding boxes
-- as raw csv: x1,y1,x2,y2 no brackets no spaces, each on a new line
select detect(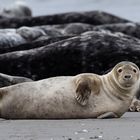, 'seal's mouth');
124,83,132,88
123,81,134,88
118,79,134,88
